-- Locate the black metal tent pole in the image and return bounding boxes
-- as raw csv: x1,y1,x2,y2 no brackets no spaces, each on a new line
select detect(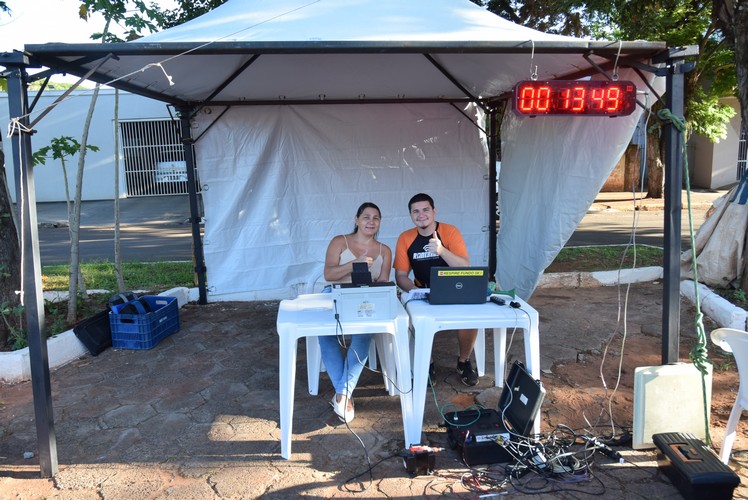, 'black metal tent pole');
2,52,58,477
488,108,498,277
661,48,695,364
176,106,208,304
